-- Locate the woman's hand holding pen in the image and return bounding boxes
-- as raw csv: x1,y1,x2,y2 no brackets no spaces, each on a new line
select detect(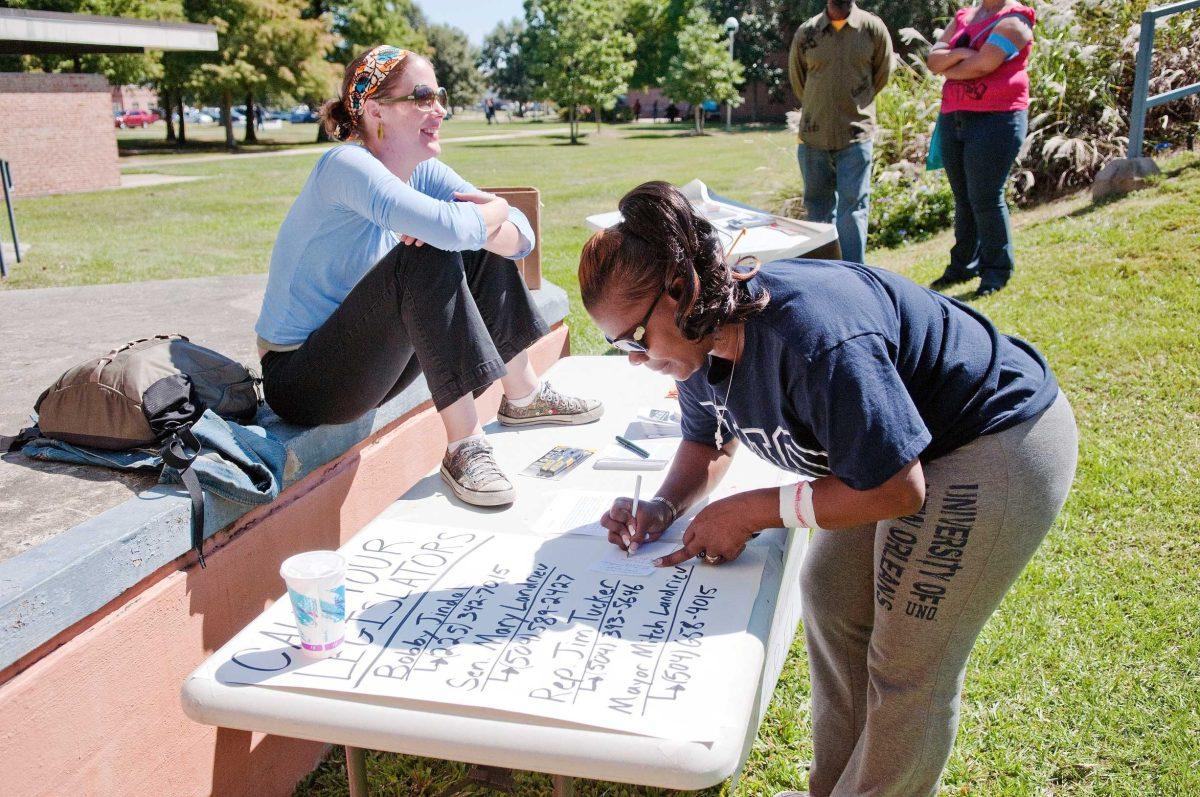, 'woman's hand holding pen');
601,497,673,554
